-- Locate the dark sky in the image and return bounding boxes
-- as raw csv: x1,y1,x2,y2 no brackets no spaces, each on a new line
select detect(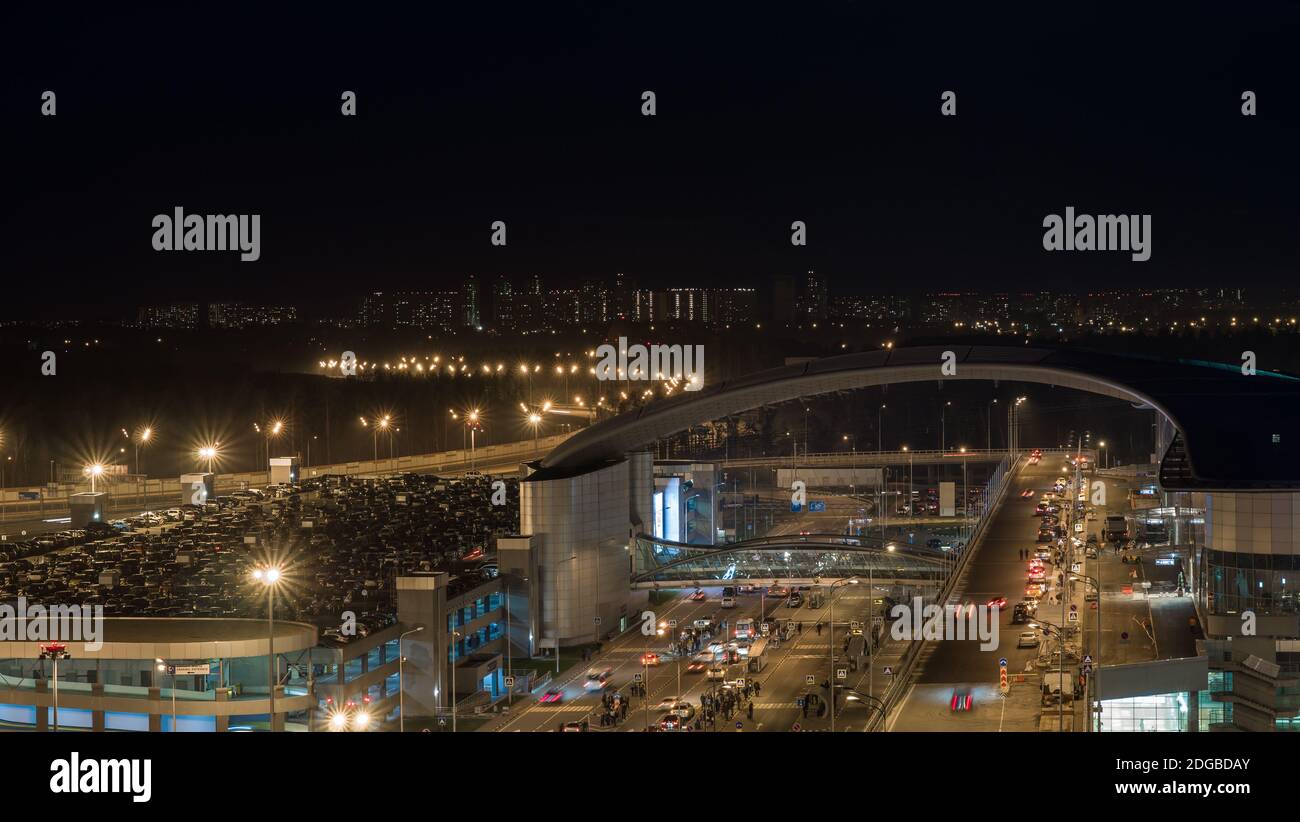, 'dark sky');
3,2,1299,318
